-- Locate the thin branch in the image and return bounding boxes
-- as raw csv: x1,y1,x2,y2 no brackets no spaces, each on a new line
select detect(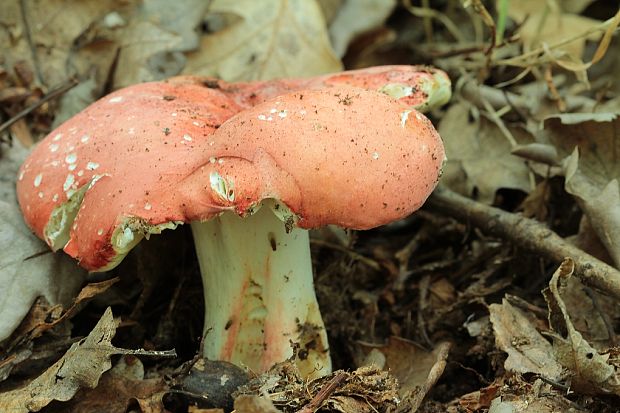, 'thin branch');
0,78,78,135
297,371,347,413
426,186,620,299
